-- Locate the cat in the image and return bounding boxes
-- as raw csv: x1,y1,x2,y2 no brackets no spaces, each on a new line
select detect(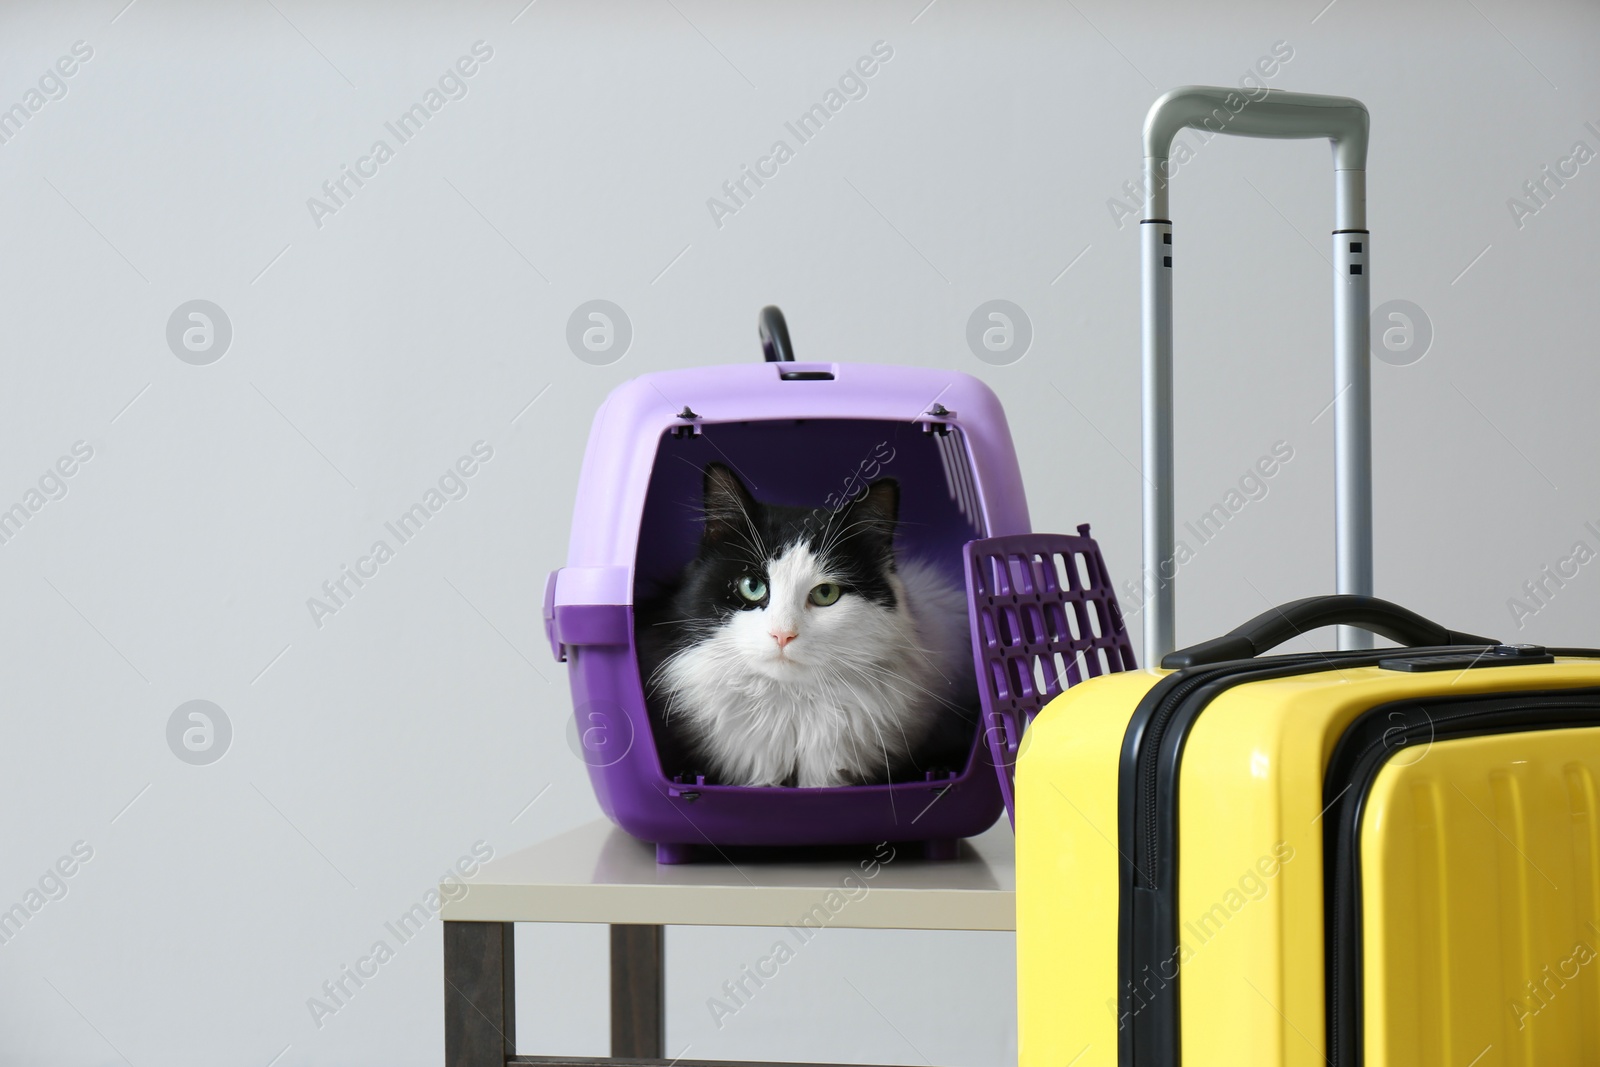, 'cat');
636,462,976,788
